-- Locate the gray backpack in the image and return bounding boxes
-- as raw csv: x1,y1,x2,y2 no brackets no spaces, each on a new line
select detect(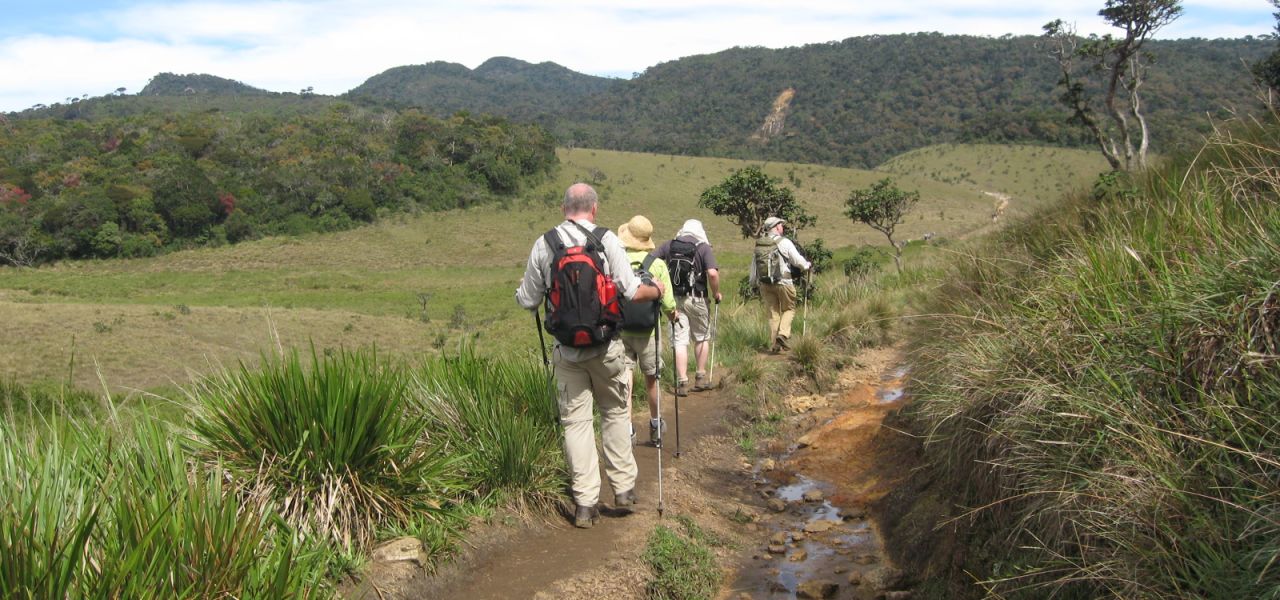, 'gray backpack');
754,236,785,284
